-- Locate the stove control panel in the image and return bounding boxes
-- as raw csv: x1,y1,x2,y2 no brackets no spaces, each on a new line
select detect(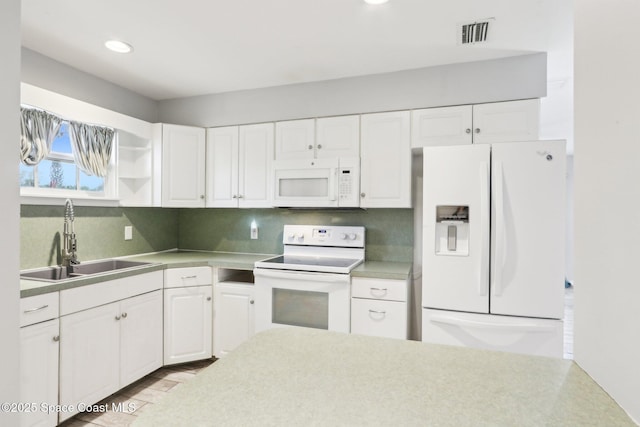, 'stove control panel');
283,225,365,248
